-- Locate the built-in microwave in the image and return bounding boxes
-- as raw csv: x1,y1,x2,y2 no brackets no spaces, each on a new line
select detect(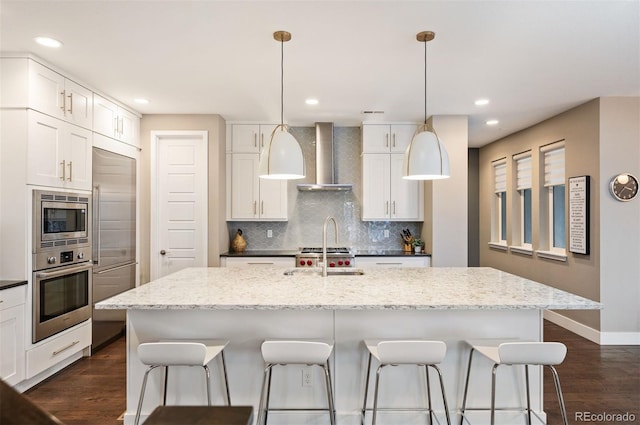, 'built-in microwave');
33,190,91,271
